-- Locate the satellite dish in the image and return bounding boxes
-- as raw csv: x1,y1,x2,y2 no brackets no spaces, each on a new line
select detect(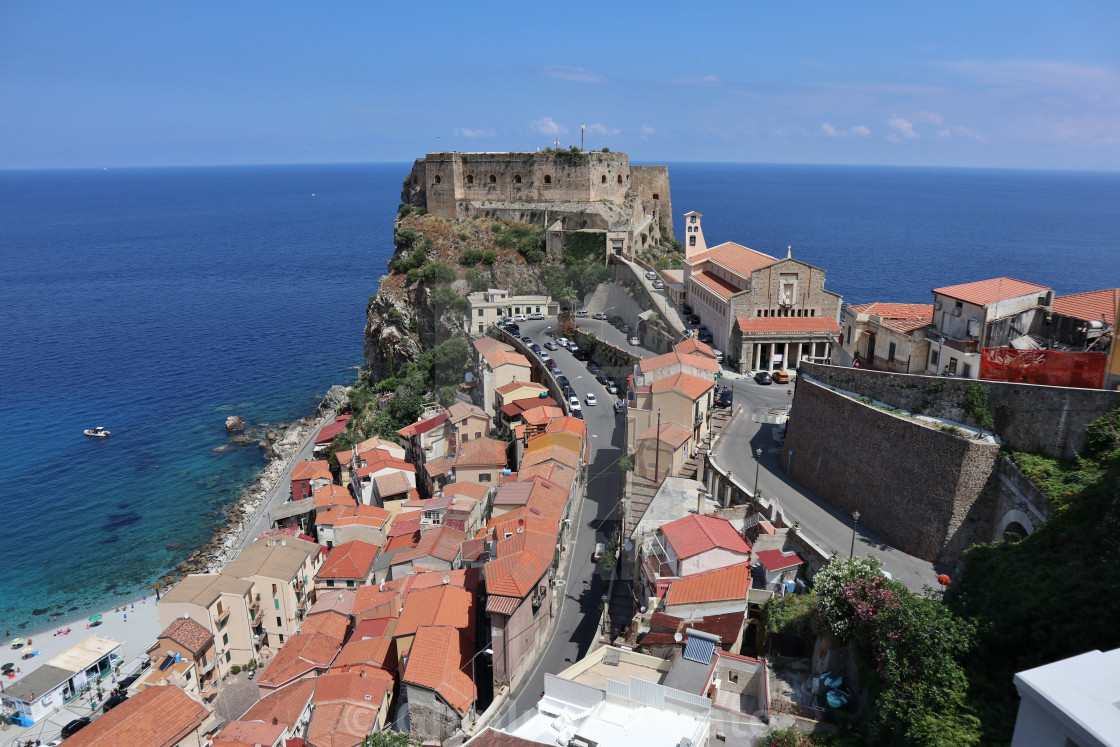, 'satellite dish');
674,632,683,643
281,540,287,546
443,574,451,585
183,612,190,619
